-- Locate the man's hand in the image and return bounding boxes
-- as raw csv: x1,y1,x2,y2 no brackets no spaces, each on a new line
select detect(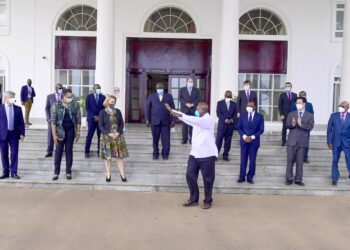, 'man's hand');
225,119,229,124
146,120,150,128
328,144,333,150
93,116,99,122
20,135,24,142
165,103,172,113
74,133,80,143
292,117,296,127
245,137,253,143
170,122,175,128
237,113,240,118
297,117,302,127
53,135,59,145
280,115,285,120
